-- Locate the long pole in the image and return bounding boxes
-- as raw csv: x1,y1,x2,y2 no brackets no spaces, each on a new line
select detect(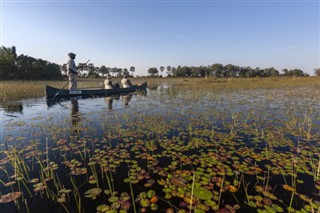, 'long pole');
52,59,90,99
52,80,70,99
